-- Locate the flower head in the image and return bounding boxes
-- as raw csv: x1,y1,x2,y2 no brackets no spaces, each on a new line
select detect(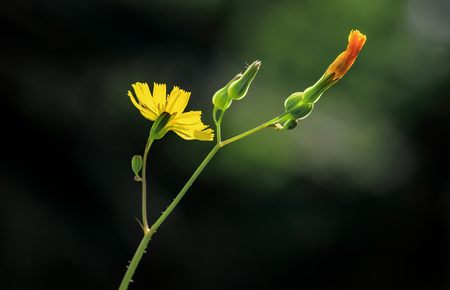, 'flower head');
326,30,366,81
128,82,214,141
